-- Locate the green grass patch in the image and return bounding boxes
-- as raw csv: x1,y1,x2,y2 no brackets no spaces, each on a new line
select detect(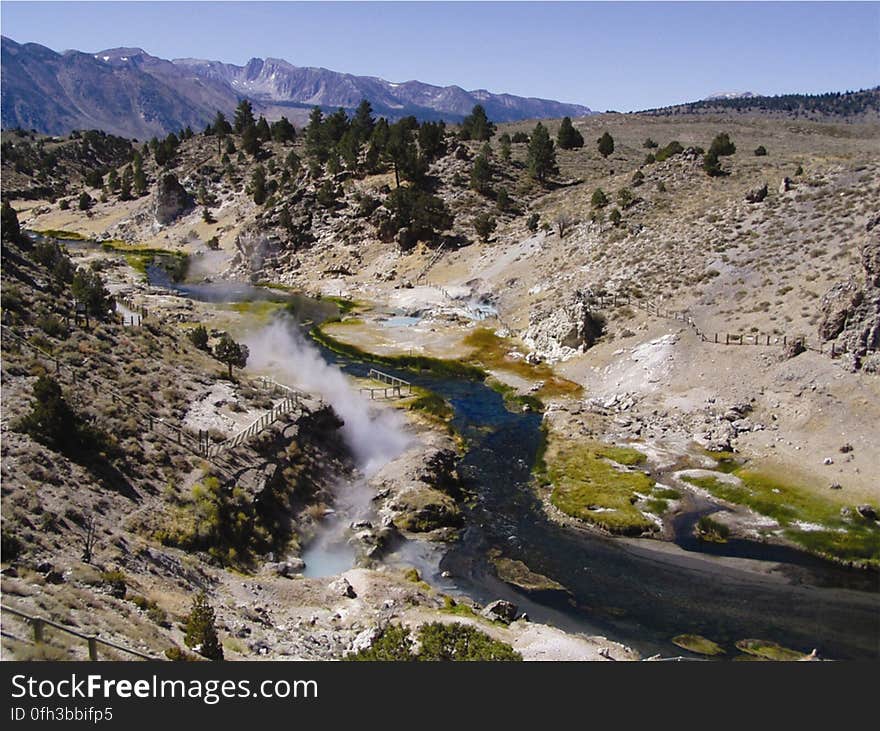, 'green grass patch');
672,634,726,657
322,295,360,315
654,487,682,500
735,639,806,661
312,324,486,380
408,389,454,421
33,229,87,240
546,440,657,535
221,300,285,321
645,498,669,515
486,377,544,413
696,515,730,543
681,471,880,566
100,242,189,281
593,444,646,466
